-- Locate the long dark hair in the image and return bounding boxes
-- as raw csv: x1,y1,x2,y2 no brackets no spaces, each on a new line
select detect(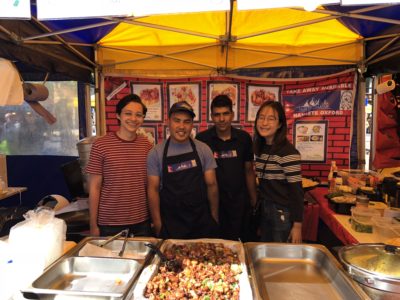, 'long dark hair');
253,101,289,156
